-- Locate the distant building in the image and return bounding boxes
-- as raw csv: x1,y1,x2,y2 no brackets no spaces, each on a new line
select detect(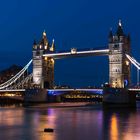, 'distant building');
0,65,22,84
32,31,55,88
